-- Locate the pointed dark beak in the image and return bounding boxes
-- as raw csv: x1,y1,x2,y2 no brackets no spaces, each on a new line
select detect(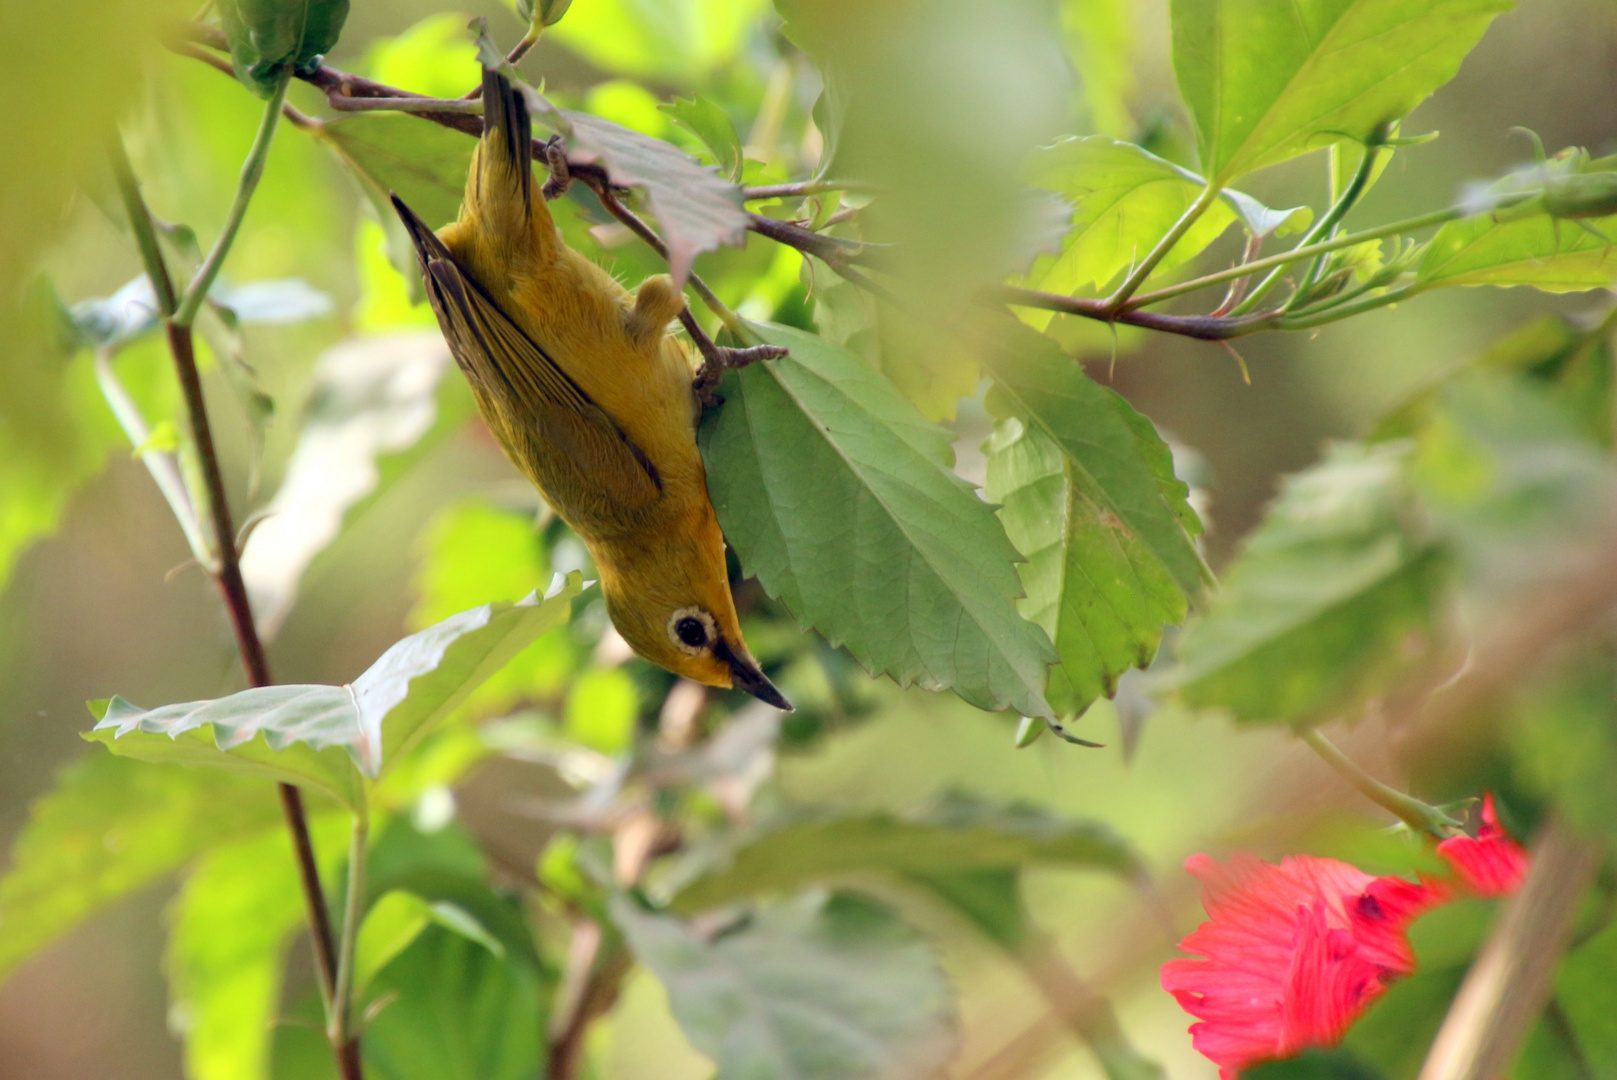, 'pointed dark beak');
715,640,793,711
